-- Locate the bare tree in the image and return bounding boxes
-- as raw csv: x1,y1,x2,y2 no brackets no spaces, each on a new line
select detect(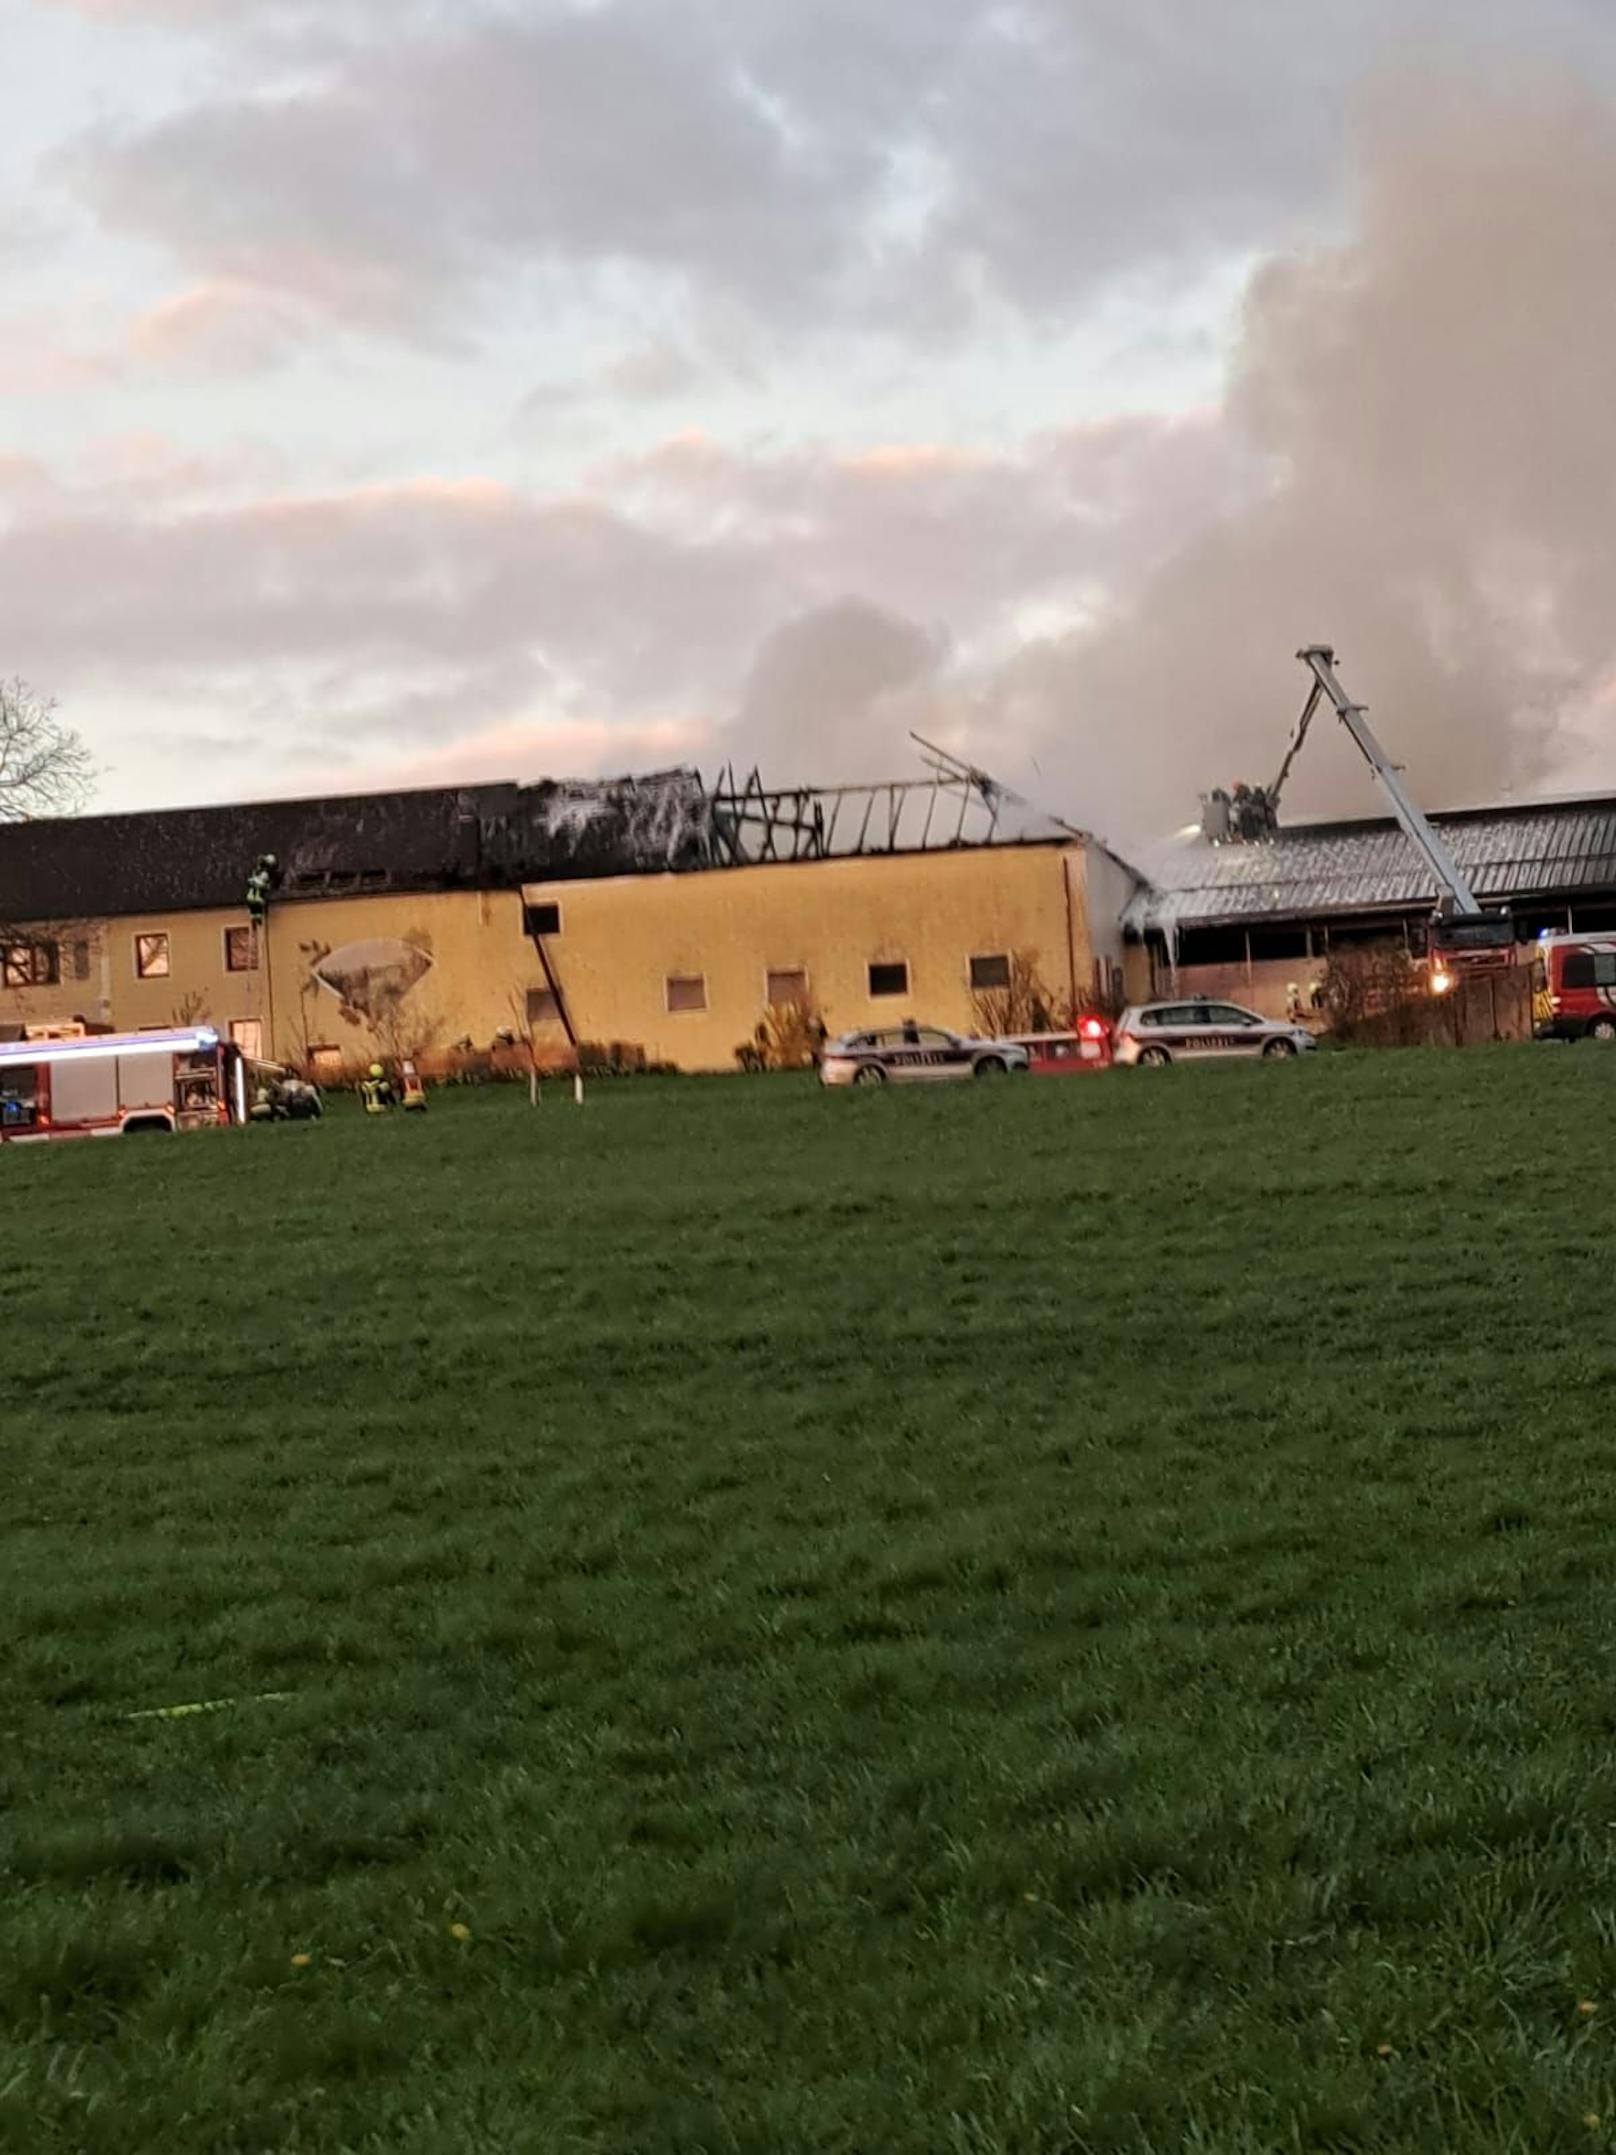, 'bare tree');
0,687,98,1028
0,681,92,822
971,951,1061,1038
